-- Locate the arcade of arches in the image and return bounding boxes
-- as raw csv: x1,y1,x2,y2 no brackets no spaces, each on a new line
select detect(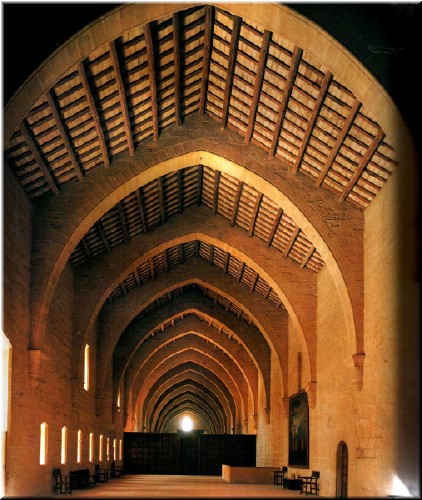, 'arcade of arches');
2,3,419,498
